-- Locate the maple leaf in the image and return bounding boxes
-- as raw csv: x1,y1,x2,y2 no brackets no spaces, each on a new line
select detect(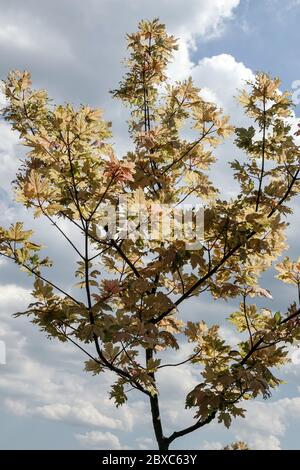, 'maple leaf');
104,155,135,182
2,19,300,452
